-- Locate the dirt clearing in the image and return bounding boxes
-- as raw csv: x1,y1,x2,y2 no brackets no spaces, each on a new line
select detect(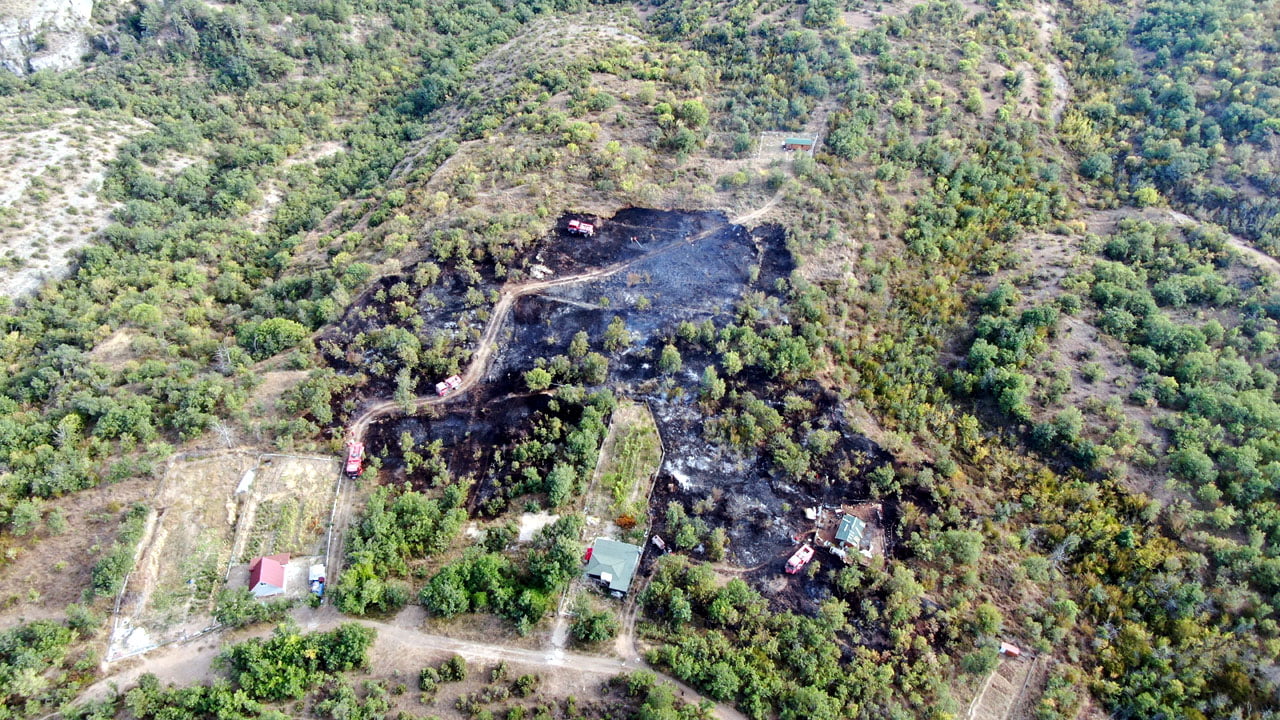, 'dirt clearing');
0,475,155,628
